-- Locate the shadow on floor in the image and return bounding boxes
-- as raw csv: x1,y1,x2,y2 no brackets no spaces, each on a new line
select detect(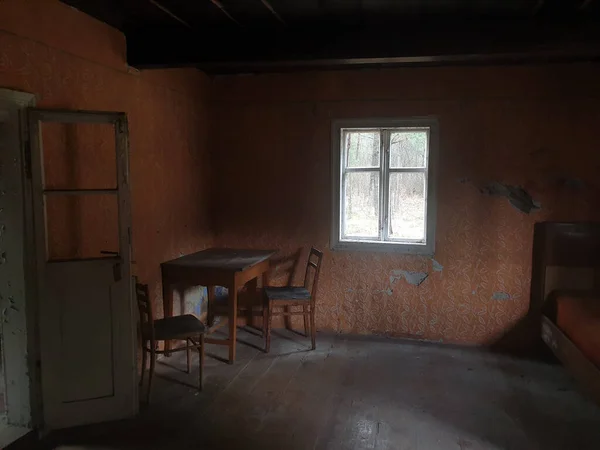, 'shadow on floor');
485,313,558,363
